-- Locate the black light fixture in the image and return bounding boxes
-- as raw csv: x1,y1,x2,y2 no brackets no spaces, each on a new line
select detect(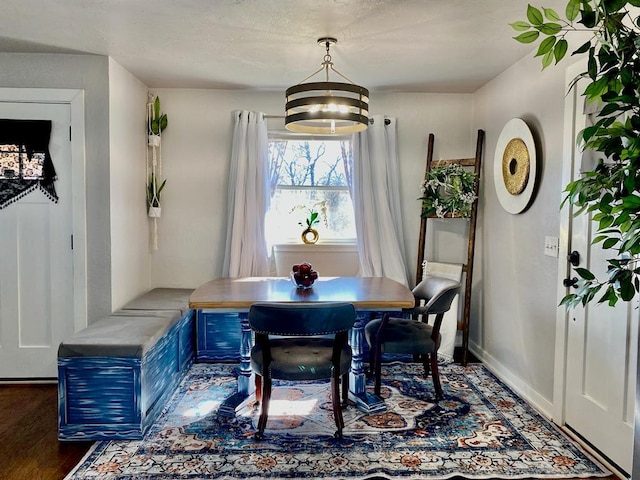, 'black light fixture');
285,37,369,134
